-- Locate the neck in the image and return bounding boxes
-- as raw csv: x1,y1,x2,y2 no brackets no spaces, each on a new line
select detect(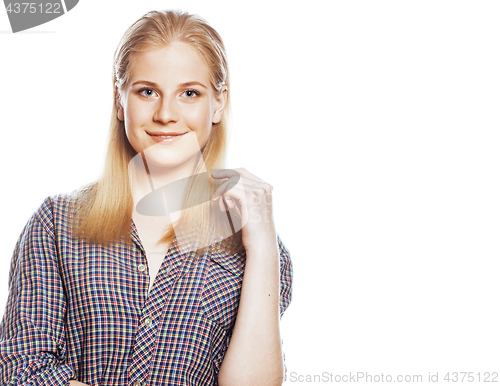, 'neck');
129,152,208,215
